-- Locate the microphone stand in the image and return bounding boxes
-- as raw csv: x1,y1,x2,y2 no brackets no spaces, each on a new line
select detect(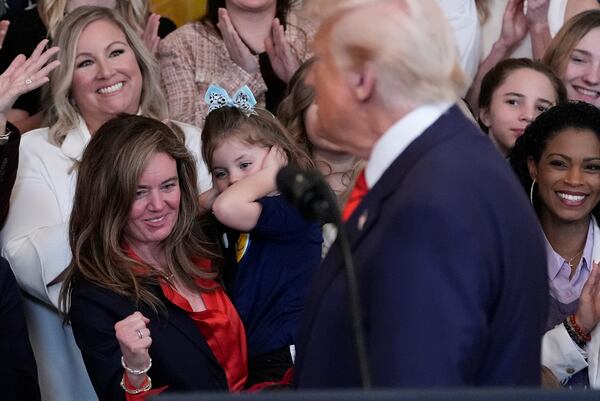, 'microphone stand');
276,166,371,388
335,220,372,389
